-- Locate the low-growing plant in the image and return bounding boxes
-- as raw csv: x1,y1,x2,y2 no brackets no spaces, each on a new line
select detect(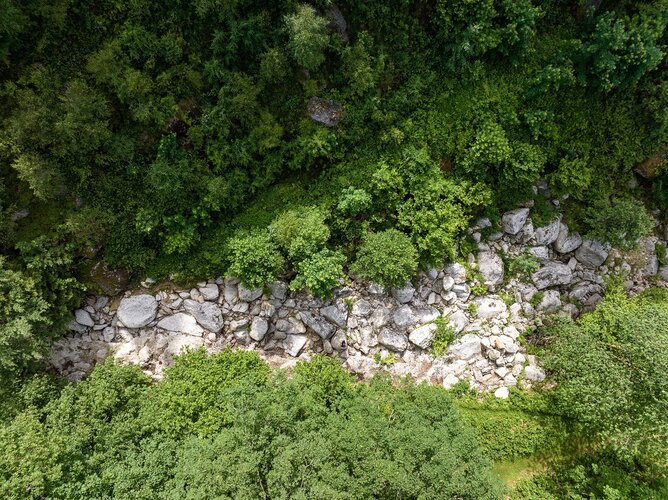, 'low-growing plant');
529,291,545,309
350,229,418,289
373,352,396,366
507,254,540,279
431,316,456,357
